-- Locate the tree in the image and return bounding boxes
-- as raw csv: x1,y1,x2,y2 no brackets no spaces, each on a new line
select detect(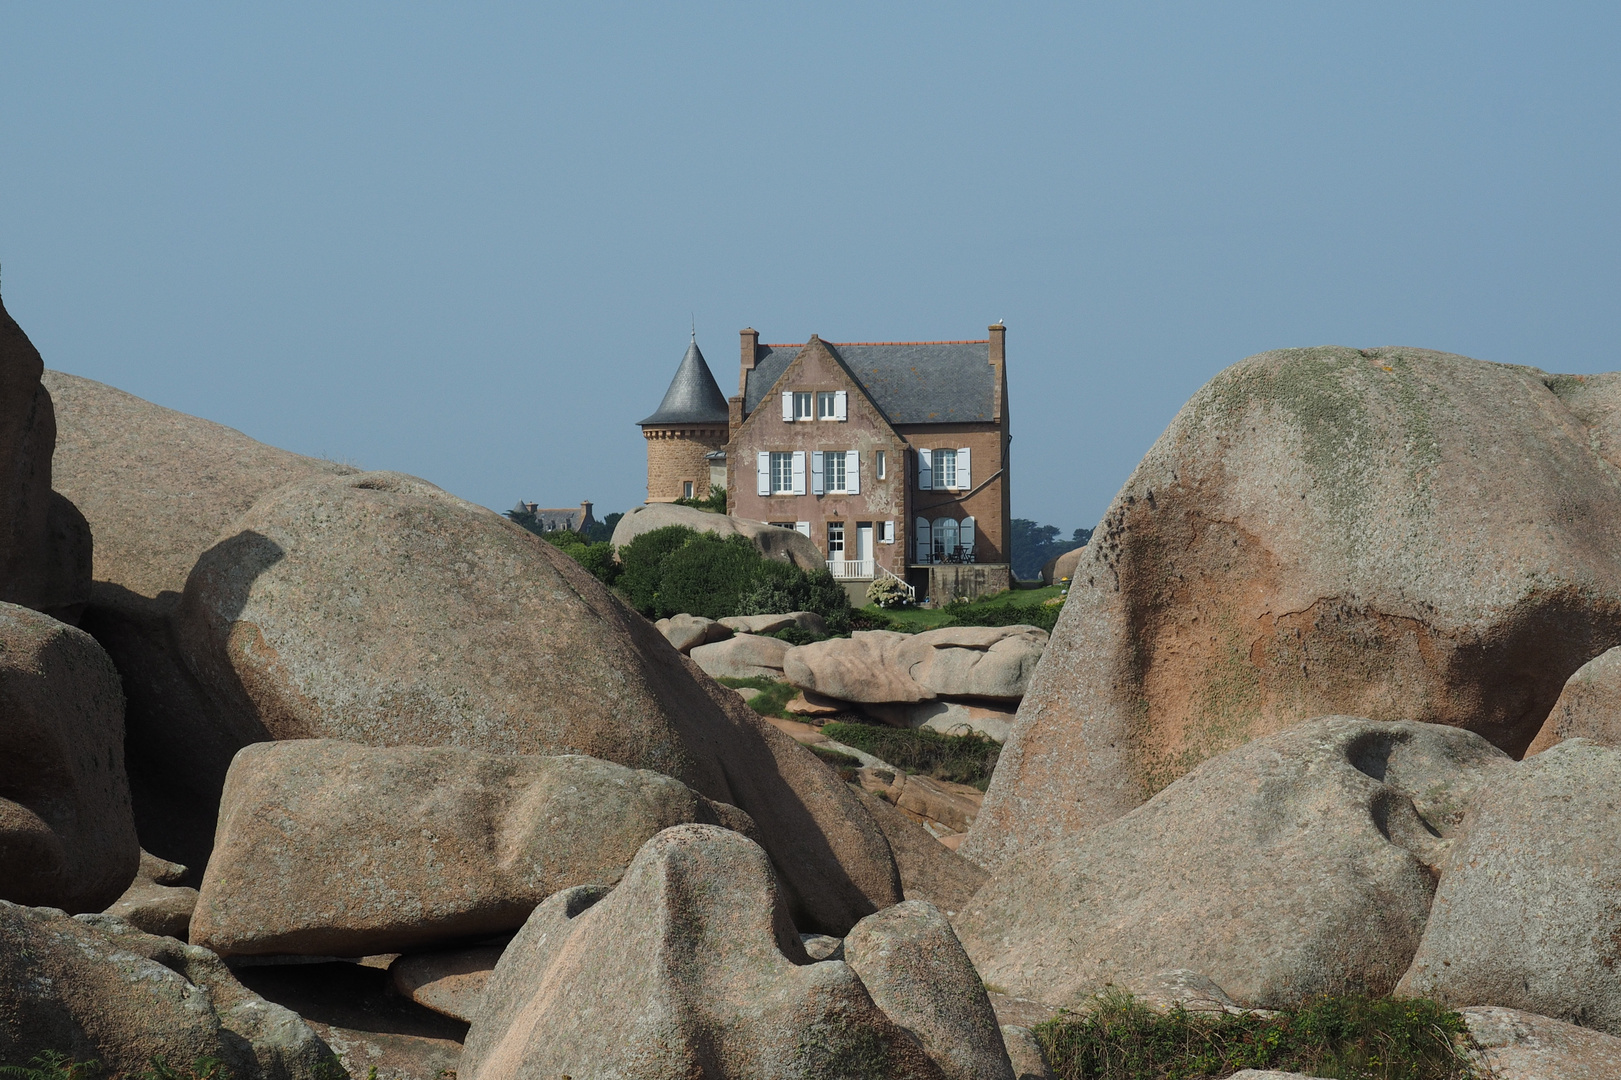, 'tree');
1010,517,1094,581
